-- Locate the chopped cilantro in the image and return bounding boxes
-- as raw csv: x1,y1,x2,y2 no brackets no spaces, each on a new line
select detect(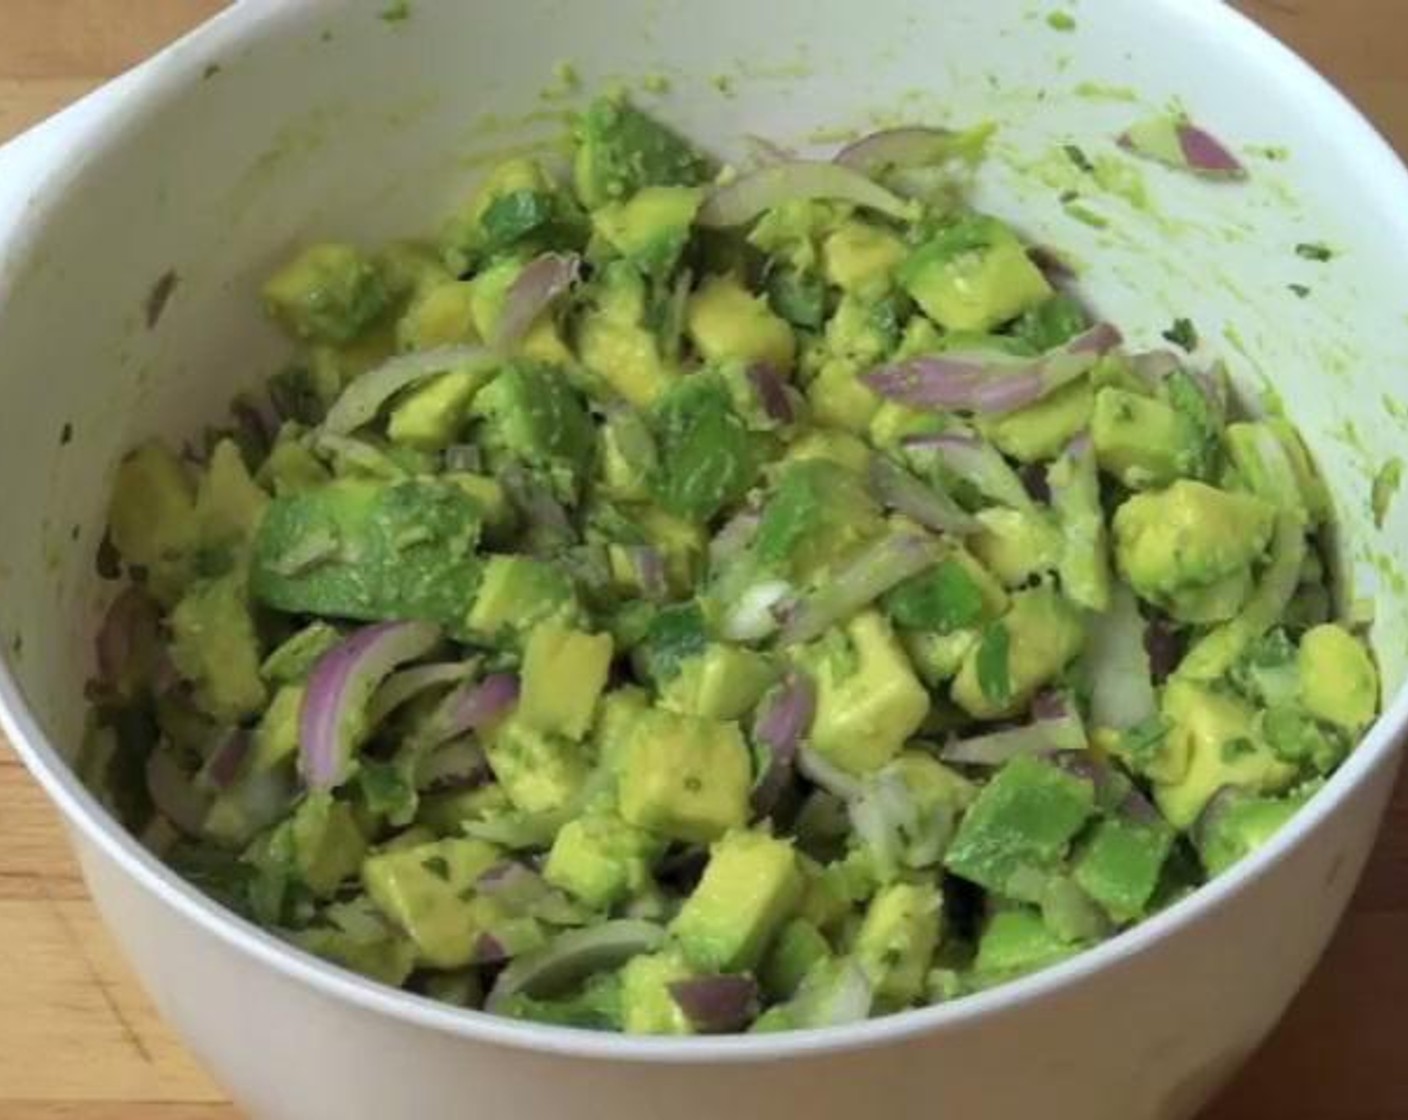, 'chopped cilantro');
1295,242,1334,262
976,623,1012,706
1063,144,1094,173
1162,317,1199,352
